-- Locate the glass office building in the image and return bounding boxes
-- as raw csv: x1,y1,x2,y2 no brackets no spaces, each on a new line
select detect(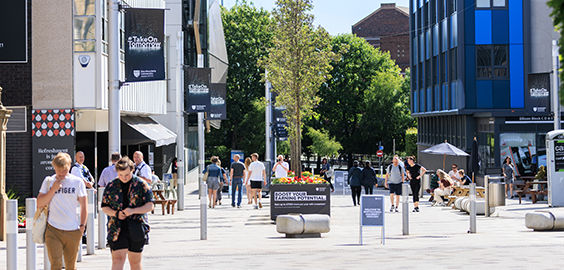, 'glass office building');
410,0,559,175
